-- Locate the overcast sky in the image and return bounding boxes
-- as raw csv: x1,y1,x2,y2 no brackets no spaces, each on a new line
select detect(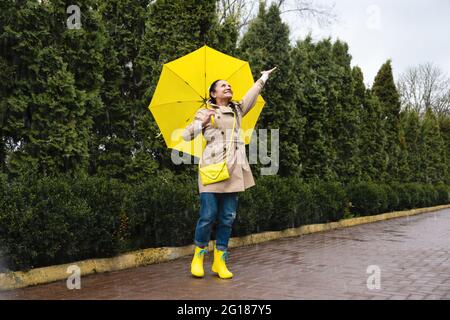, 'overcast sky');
278,0,450,87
